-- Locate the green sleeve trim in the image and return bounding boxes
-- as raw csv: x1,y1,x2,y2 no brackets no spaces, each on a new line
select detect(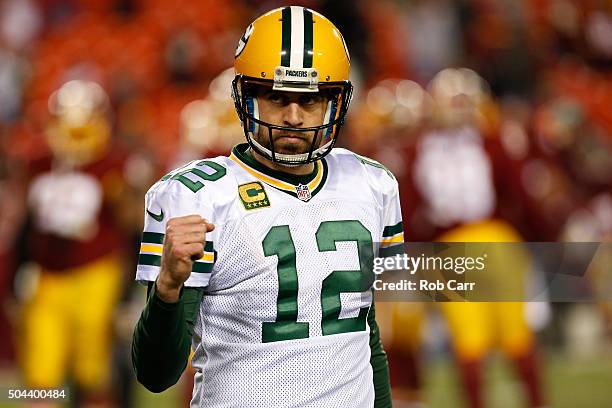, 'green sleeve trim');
368,302,392,408
191,262,214,273
379,243,405,258
138,253,161,267
382,221,403,237
138,247,215,274
131,281,203,393
142,232,165,244
139,232,215,254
